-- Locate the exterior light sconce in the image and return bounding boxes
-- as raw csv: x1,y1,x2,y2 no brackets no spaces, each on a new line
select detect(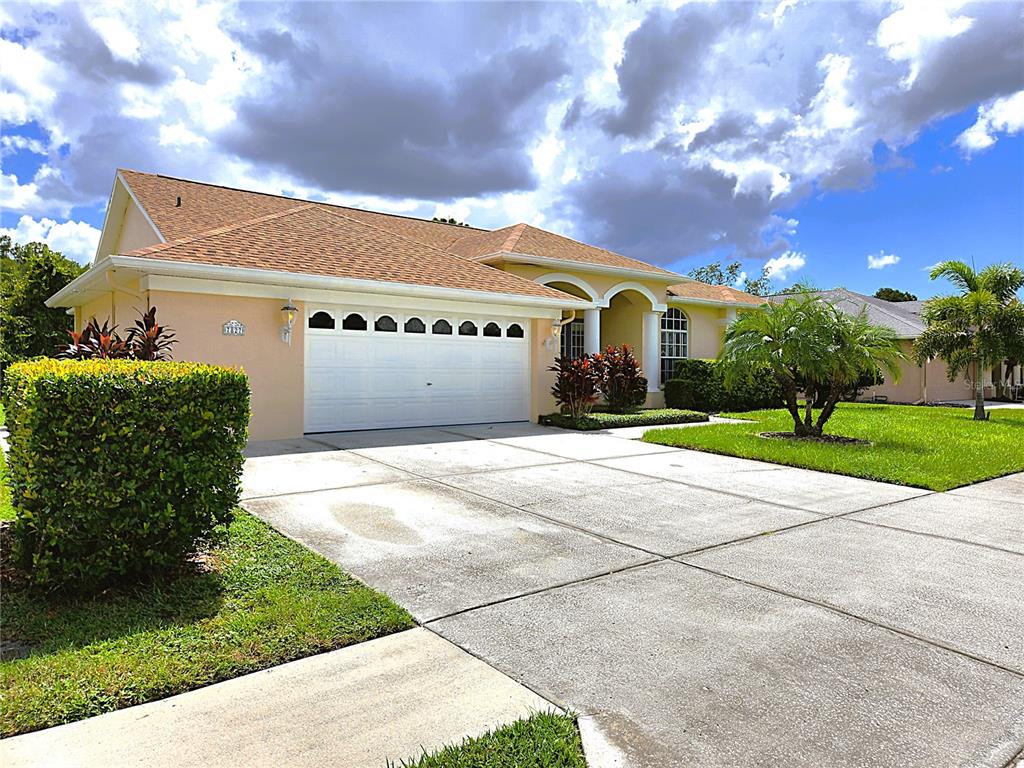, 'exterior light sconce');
544,310,574,350
280,300,297,345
